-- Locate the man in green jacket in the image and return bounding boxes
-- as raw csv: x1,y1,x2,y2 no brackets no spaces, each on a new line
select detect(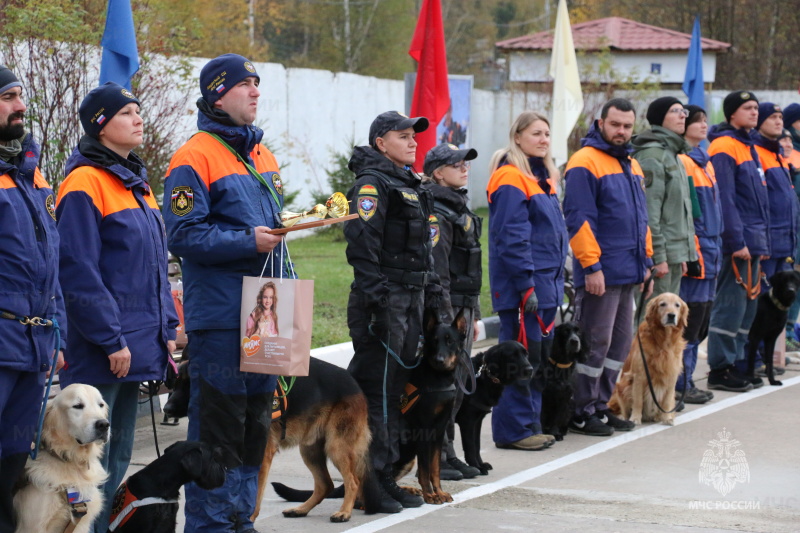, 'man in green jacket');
632,96,698,301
